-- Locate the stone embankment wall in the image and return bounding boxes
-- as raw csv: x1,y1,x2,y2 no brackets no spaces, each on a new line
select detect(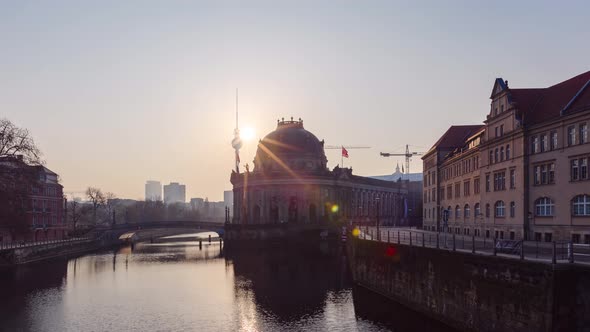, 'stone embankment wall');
347,238,590,332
